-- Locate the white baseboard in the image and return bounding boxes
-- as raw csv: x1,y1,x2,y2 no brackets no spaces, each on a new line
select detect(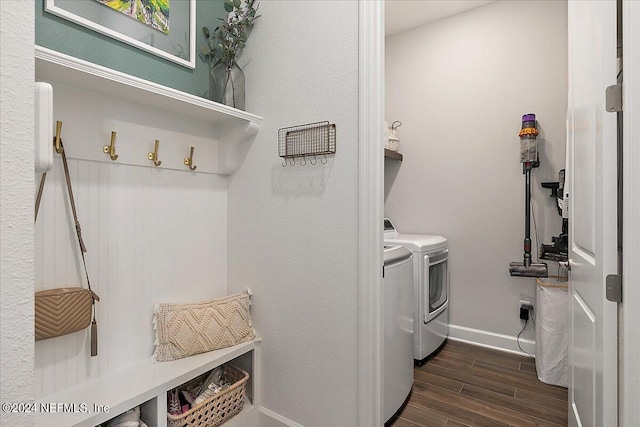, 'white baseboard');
447,324,536,358
258,407,304,427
